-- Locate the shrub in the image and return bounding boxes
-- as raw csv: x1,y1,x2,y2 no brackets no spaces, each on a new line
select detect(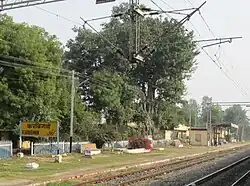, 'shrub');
128,136,152,150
